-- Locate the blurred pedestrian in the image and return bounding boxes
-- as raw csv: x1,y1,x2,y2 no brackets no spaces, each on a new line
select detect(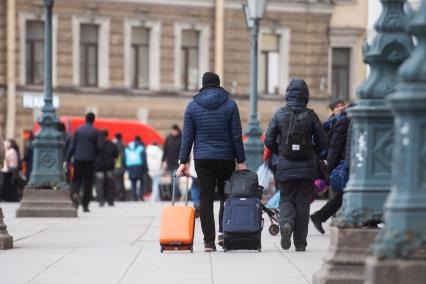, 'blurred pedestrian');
176,72,247,252
113,133,126,201
1,139,22,201
162,124,182,200
146,142,163,202
188,151,200,218
311,103,353,234
23,132,35,181
95,129,119,207
66,112,101,212
124,136,148,201
264,79,327,252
